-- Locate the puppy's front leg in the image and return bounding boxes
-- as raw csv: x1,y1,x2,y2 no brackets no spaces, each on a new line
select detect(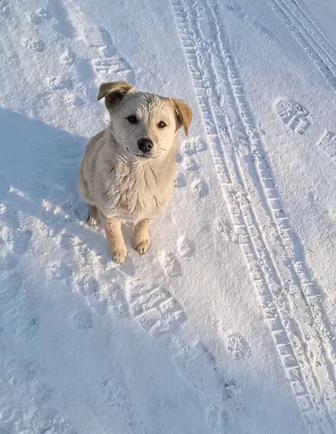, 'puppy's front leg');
102,217,127,264
133,219,151,255
87,205,100,227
